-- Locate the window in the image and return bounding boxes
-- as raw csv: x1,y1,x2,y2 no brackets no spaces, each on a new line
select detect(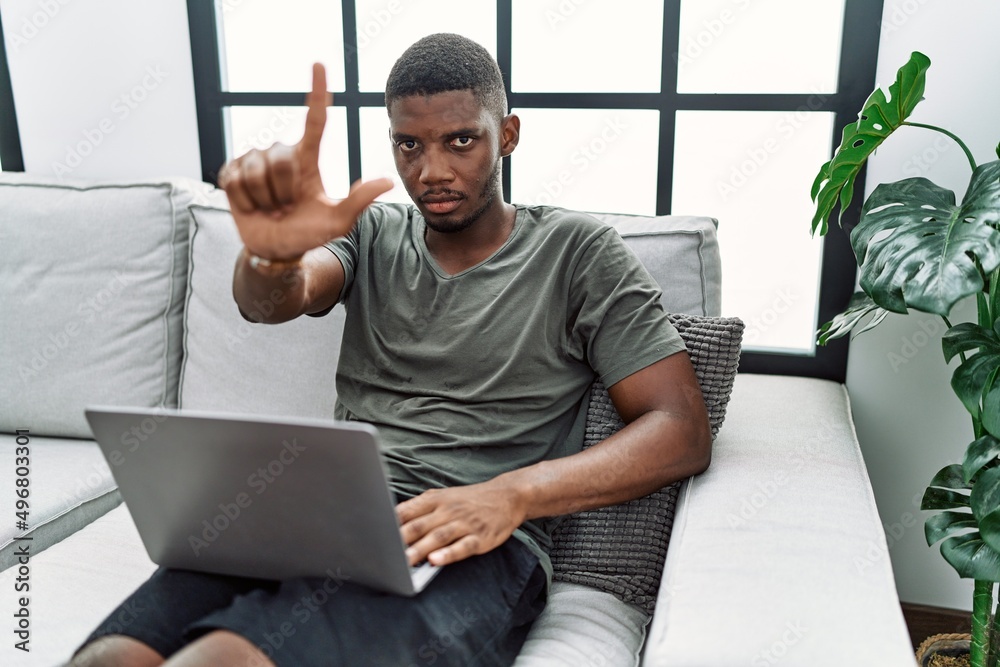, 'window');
0,9,25,172
187,0,884,381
